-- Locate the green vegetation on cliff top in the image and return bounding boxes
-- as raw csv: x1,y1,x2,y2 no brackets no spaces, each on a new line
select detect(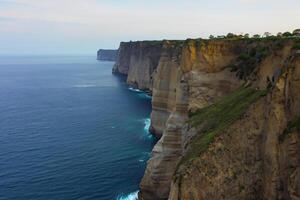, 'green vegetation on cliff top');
179,86,267,167
228,43,271,80
125,35,300,48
